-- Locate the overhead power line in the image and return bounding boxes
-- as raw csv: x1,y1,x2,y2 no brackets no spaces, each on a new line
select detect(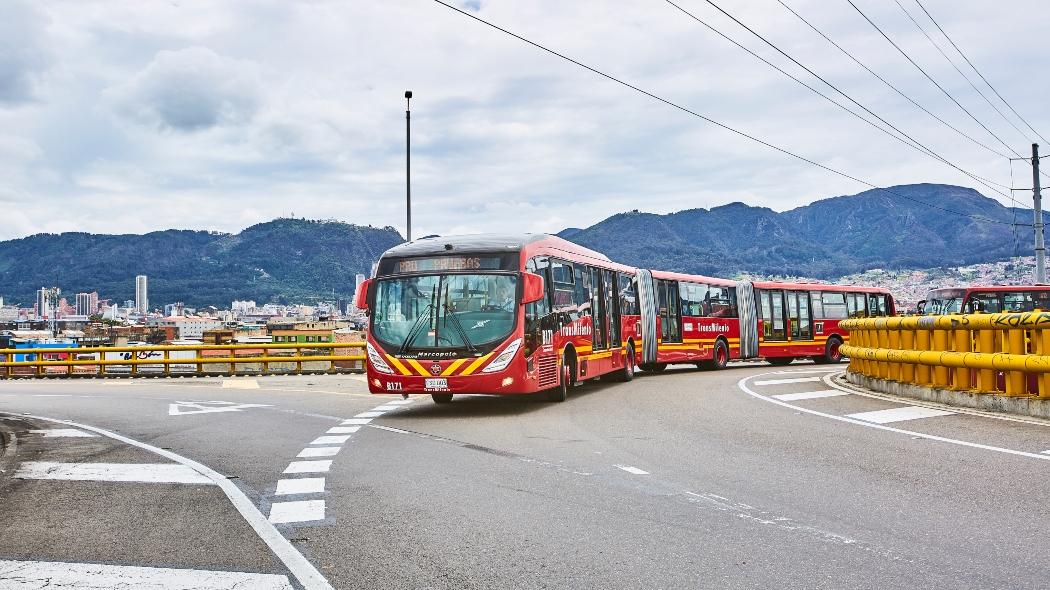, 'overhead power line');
430,0,1024,227
664,0,1019,205
891,0,1034,146
913,0,1049,146
844,0,1025,160
774,0,1010,160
